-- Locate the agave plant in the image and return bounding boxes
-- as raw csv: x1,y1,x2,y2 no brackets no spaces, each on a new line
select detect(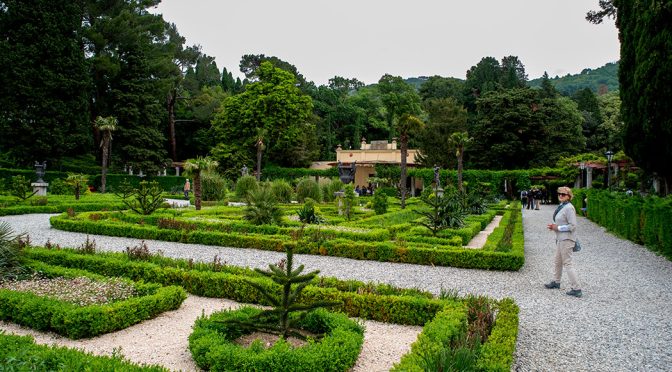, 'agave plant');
0,222,27,281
